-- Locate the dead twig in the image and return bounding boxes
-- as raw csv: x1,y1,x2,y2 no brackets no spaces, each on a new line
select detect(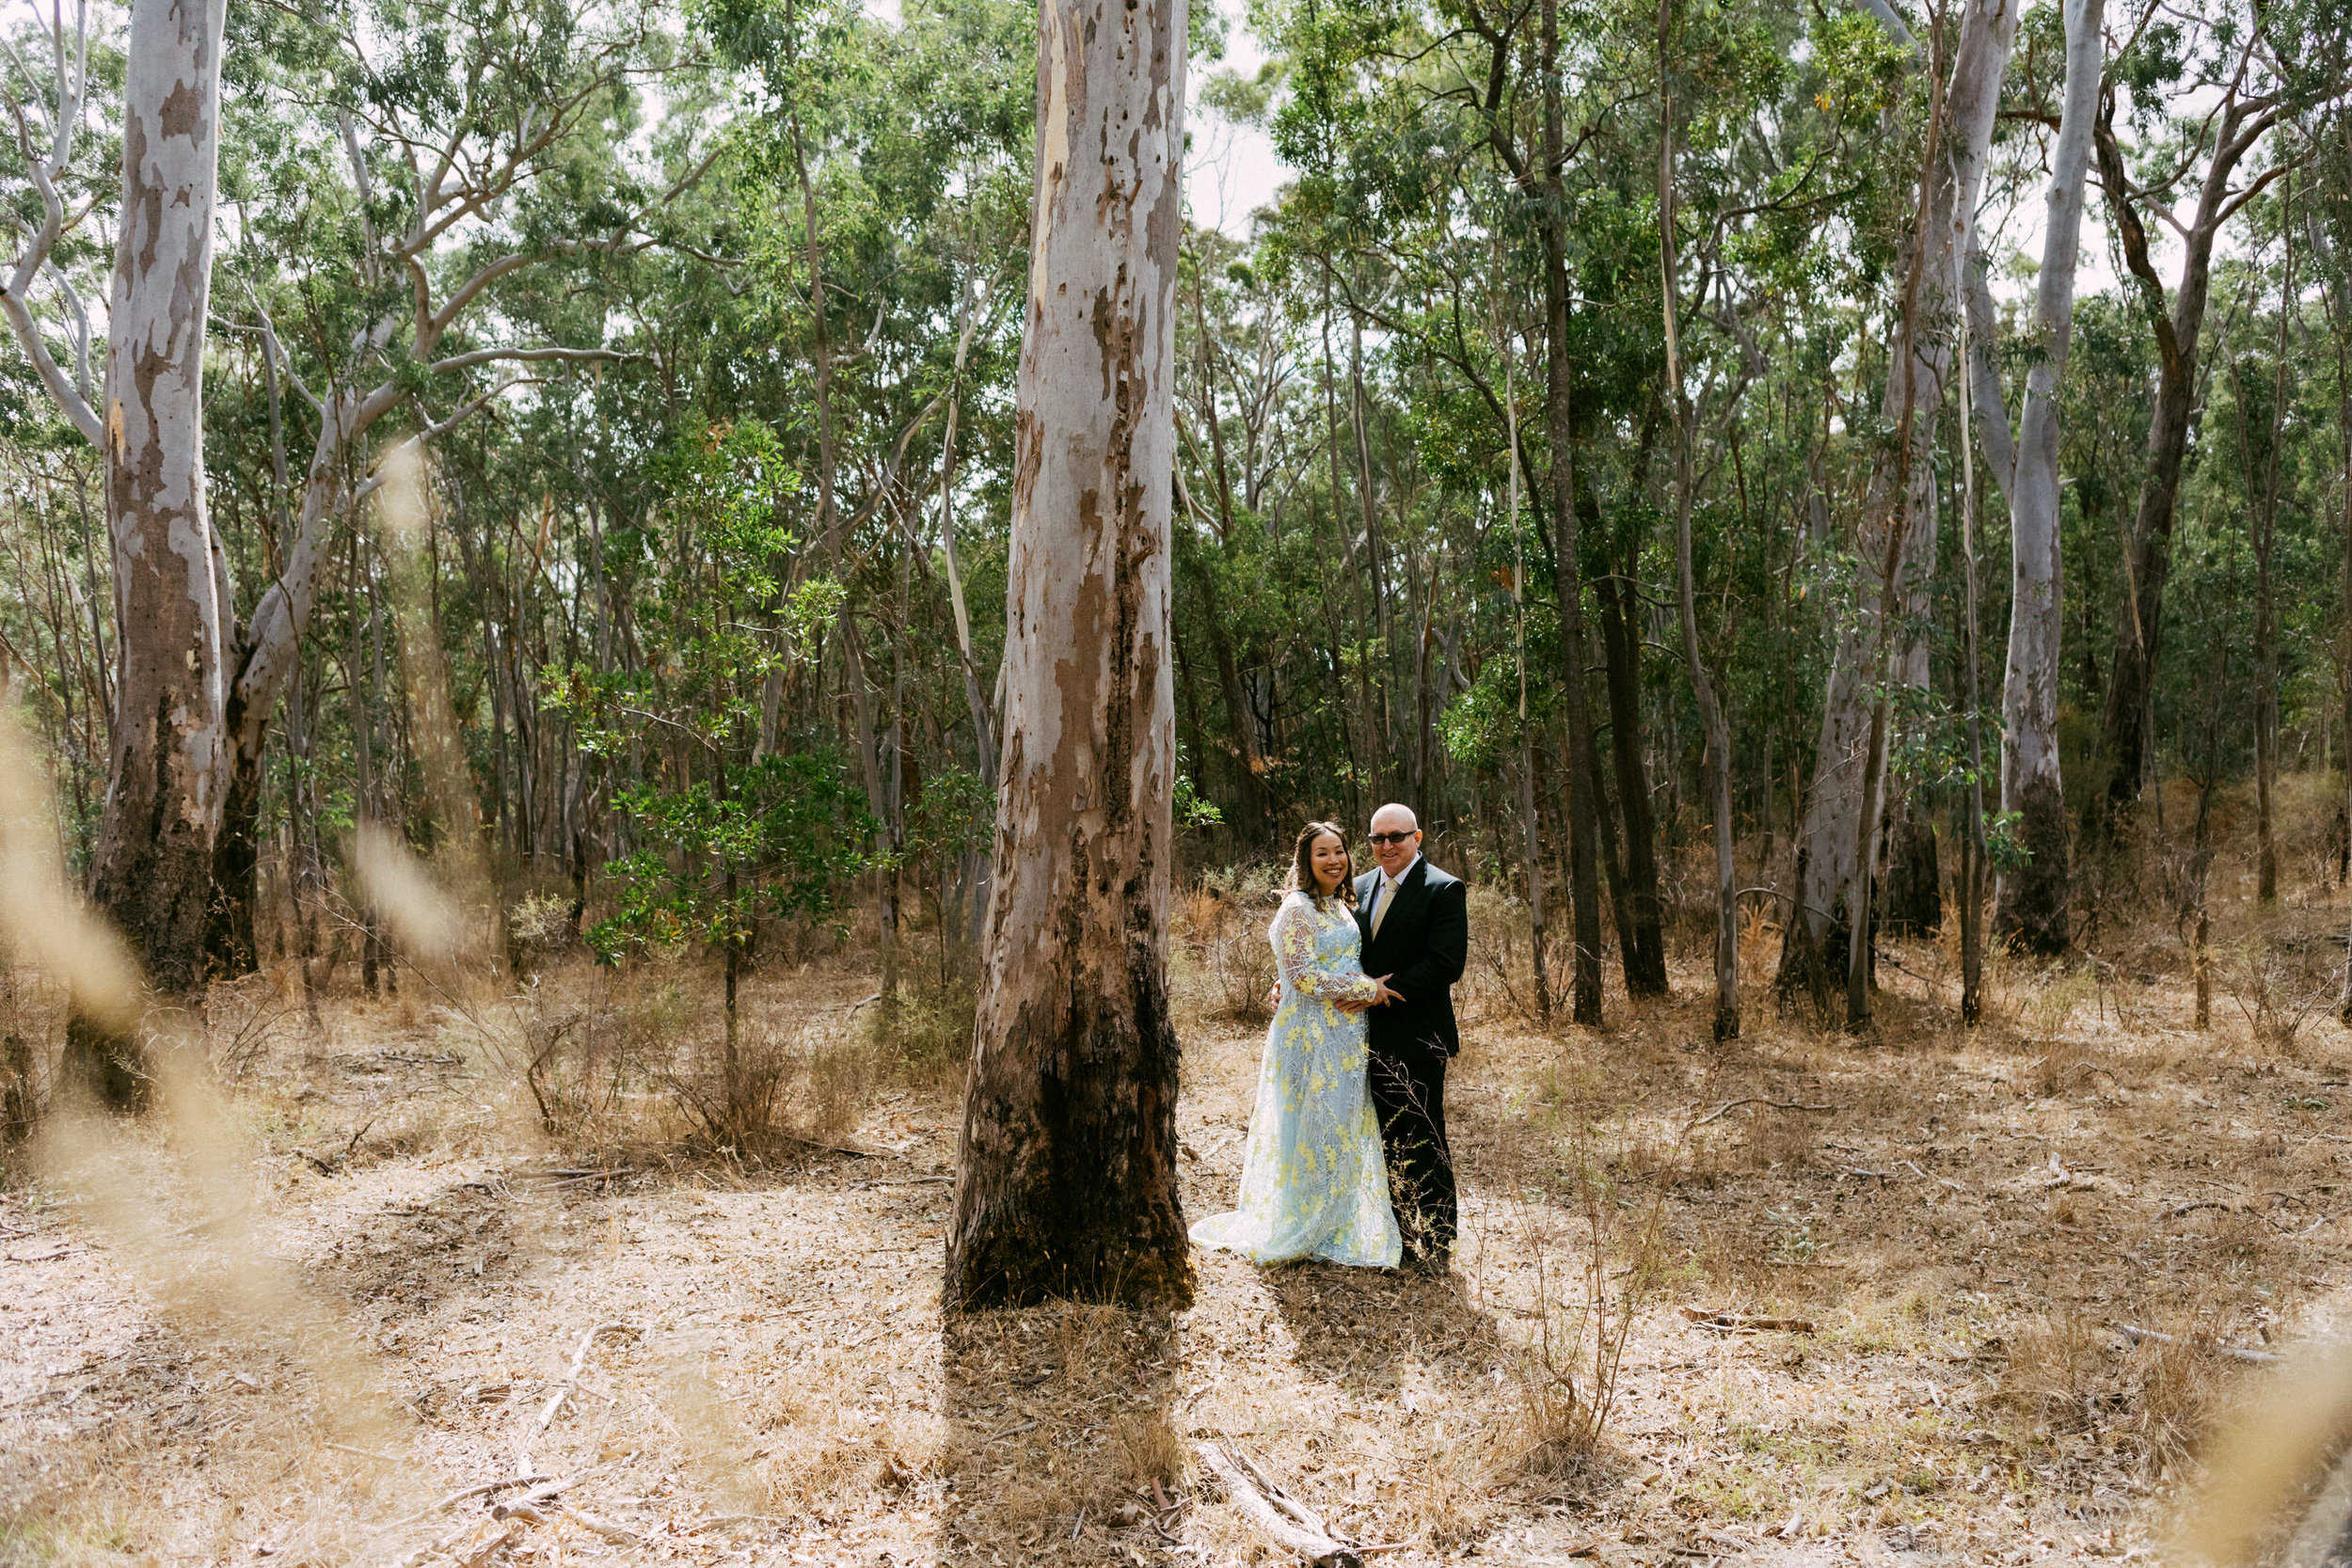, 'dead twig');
1680,1306,1817,1334
518,1323,640,1476
374,1476,551,1534
2111,1322,2280,1365
1689,1097,1837,1129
